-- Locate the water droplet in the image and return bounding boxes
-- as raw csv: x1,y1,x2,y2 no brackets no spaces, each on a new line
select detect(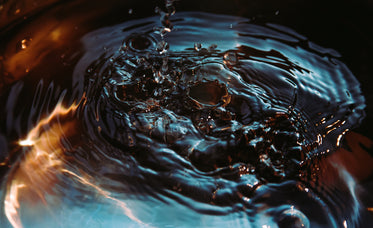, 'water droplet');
223,51,238,66
156,40,169,54
166,7,176,15
159,27,172,36
154,6,161,14
208,44,218,51
128,8,133,15
343,220,348,228
154,71,165,84
277,207,310,228
194,43,202,52
165,0,176,15
21,39,31,49
17,37,32,51
161,14,173,31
